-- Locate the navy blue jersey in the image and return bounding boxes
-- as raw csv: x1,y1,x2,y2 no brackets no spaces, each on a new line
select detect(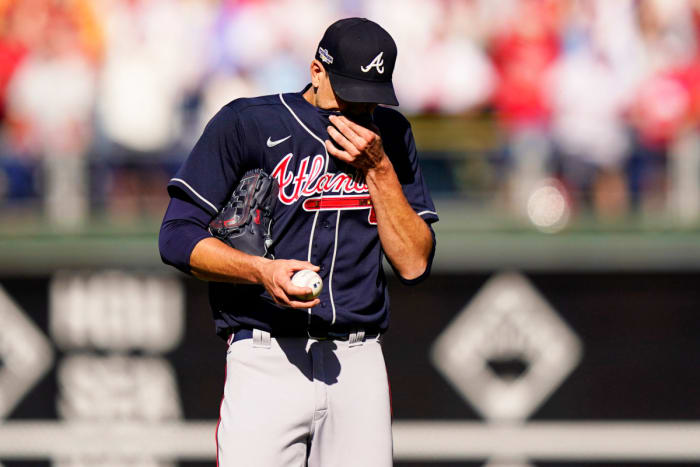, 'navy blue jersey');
168,86,438,338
